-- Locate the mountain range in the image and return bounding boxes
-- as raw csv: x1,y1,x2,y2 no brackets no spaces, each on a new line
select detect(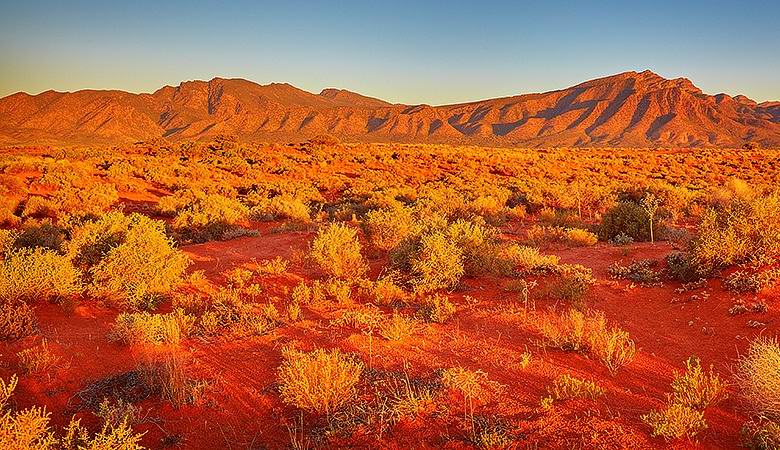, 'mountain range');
1,70,778,147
